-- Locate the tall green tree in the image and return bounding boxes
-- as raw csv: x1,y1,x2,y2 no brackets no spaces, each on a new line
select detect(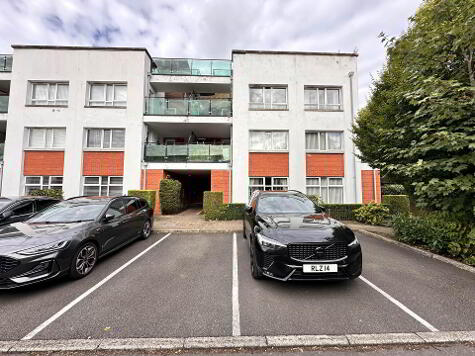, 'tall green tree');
353,0,475,222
